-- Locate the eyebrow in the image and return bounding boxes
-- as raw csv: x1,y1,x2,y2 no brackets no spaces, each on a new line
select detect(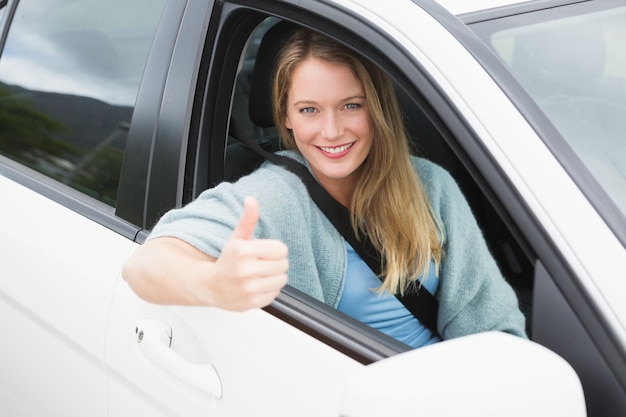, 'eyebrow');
291,95,366,106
